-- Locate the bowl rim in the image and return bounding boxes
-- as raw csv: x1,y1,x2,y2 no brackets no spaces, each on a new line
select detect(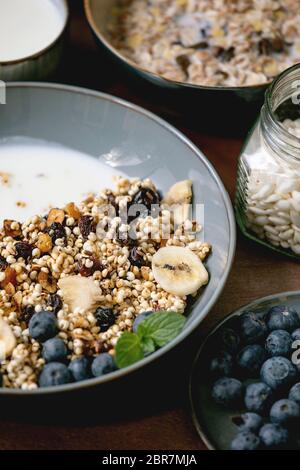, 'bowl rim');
83,0,271,92
0,81,236,395
0,0,69,66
